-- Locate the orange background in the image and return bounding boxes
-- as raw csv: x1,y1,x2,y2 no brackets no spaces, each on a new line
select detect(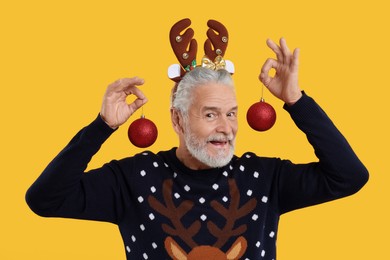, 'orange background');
1,0,388,259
